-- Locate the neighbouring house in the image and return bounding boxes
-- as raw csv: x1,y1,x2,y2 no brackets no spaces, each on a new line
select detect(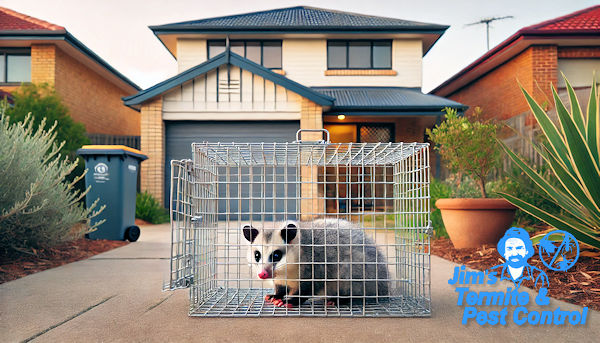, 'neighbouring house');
123,6,465,208
432,5,600,166
0,7,141,147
